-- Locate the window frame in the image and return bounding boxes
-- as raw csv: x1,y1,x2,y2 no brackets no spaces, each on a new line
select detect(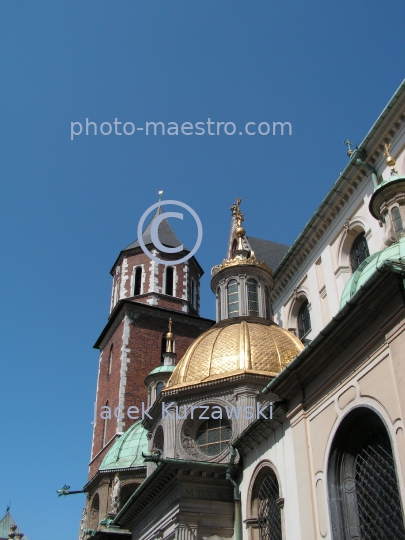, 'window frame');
227,279,240,318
